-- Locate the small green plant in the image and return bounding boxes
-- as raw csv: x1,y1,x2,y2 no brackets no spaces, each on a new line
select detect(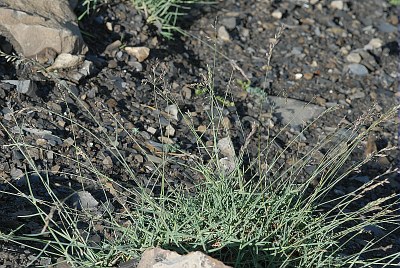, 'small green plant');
131,127,140,135
390,0,400,5
236,78,251,91
237,79,268,100
195,85,207,96
76,0,213,38
163,143,180,153
132,0,213,38
215,95,234,107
